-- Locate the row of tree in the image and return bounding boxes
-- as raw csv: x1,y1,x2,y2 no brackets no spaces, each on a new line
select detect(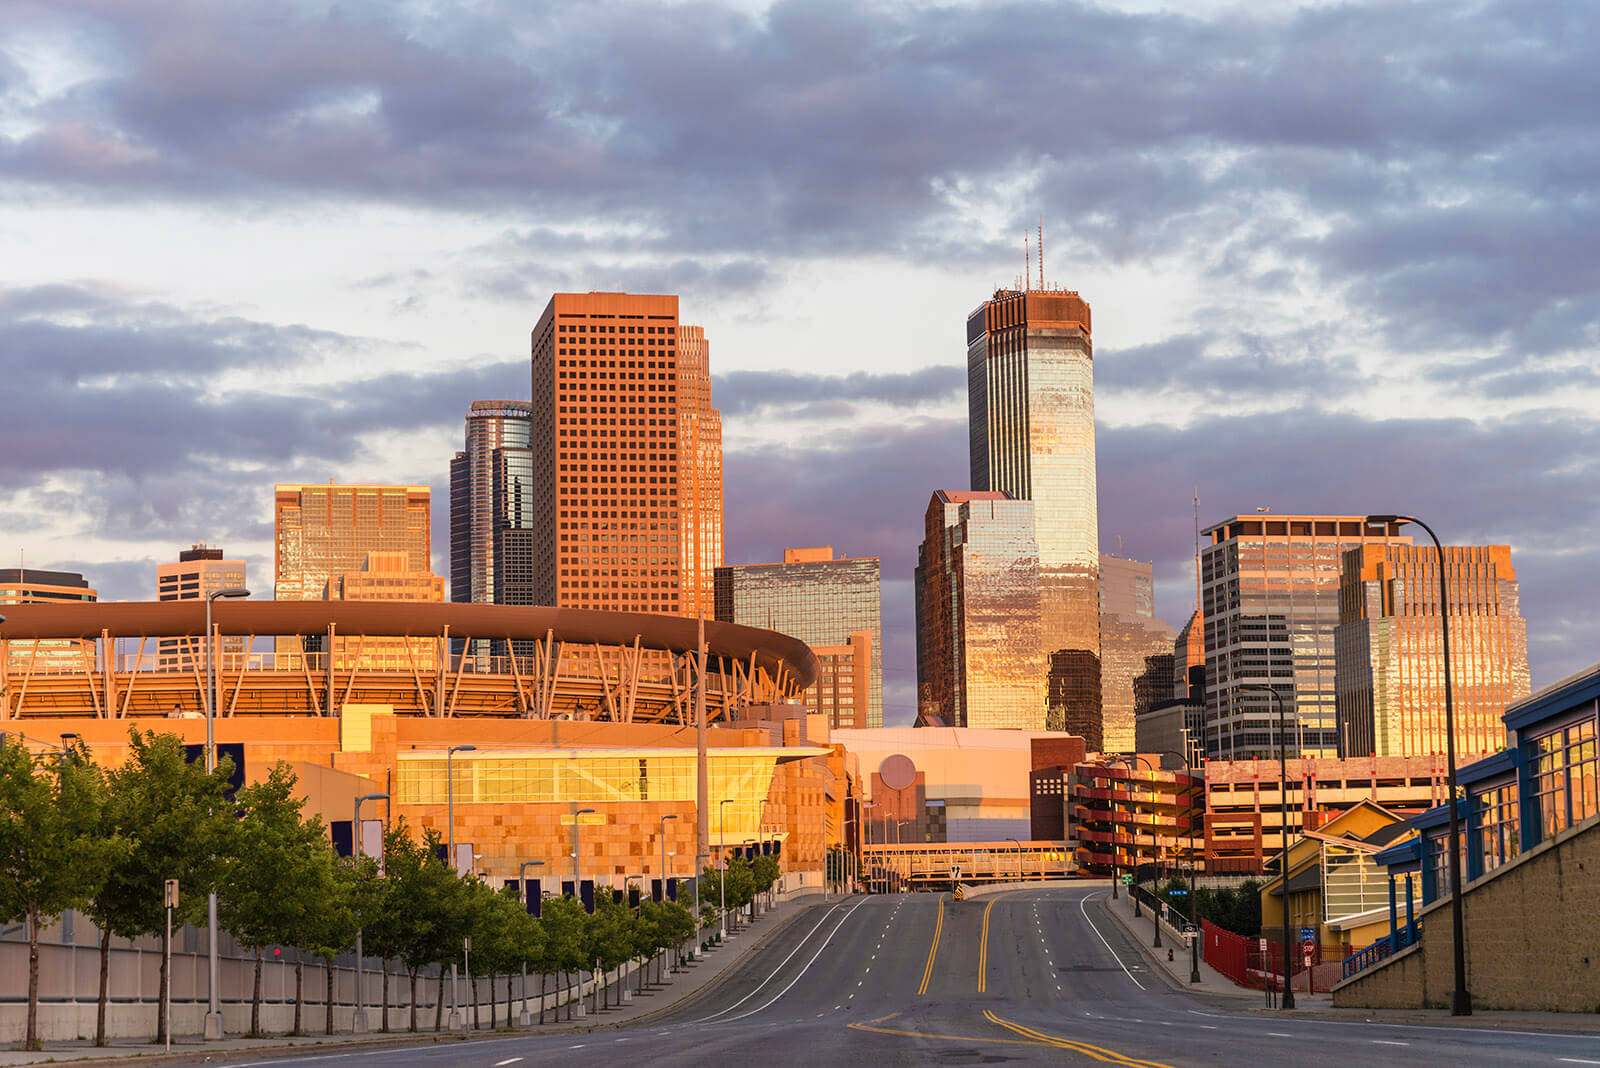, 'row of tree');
1151,876,1264,936
0,729,771,1050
